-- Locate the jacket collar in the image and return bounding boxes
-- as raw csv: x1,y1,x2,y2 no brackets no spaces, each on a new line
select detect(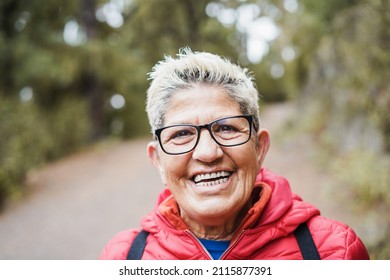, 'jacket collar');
157,182,273,235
